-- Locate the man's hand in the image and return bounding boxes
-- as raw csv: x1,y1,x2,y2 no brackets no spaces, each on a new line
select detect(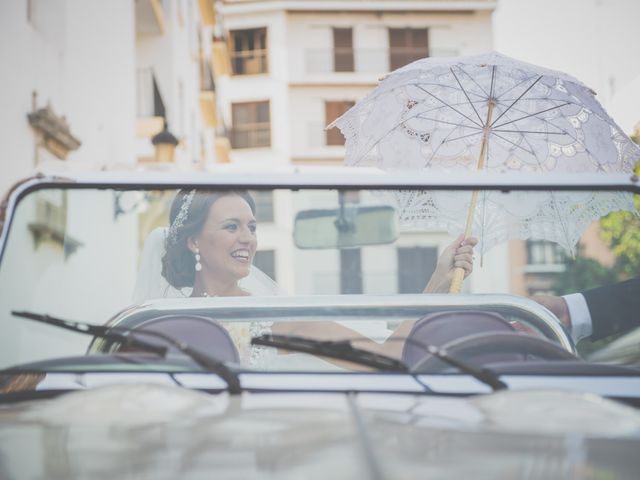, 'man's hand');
531,294,571,329
424,235,478,293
